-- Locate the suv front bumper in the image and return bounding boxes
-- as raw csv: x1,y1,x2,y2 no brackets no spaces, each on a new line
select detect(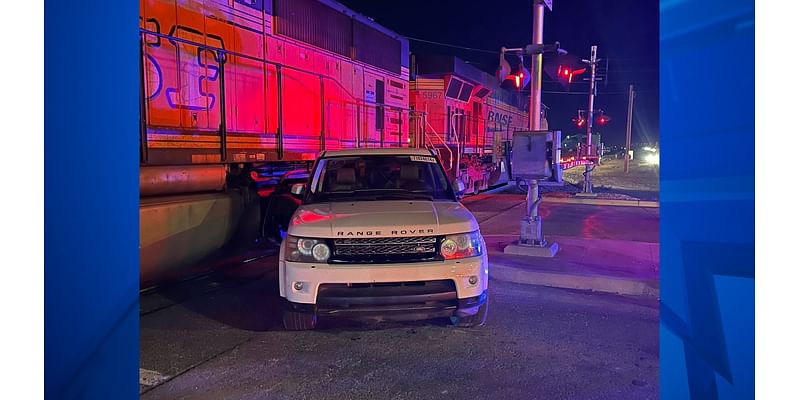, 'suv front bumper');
279,254,488,307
